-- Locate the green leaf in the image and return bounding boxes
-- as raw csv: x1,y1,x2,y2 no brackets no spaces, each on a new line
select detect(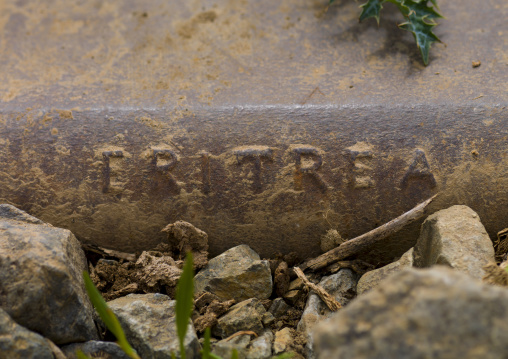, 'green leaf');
359,0,386,24
400,0,443,20
82,271,140,359
76,350,93,359
231,349,239,359
399,12,441,65
201,327,212,359
175,252,195,359
272,353,295,359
